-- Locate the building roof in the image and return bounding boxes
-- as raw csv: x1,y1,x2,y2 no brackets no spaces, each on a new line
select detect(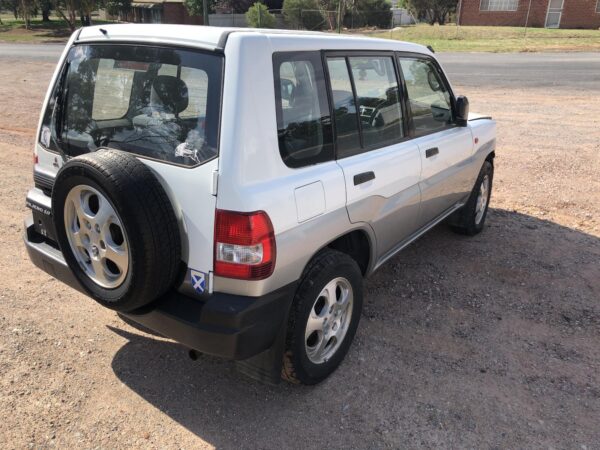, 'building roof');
76,24,430,55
